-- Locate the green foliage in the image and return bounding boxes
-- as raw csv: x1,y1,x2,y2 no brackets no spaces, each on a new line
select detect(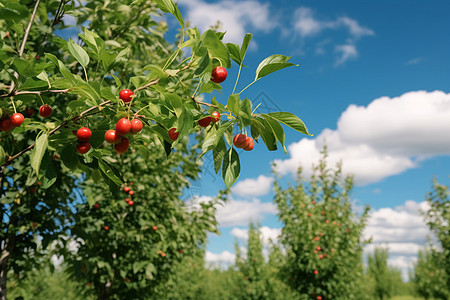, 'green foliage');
273,150,370,299
366,247,403,300
413,248,449,300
